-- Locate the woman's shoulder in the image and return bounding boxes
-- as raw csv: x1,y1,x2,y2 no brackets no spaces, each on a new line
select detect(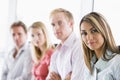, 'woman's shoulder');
108,54,120,79
111,54,120,62
45,48,54,58
47,48,54,54
108,54,120,68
